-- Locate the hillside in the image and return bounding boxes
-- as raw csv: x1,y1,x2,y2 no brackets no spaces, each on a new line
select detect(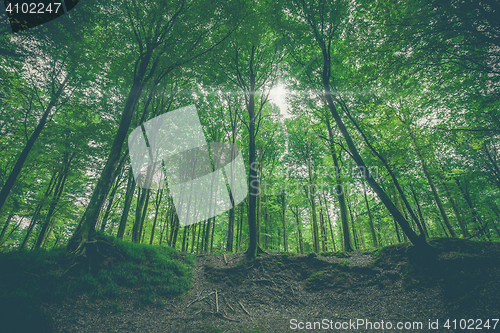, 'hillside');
1,238,499,332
